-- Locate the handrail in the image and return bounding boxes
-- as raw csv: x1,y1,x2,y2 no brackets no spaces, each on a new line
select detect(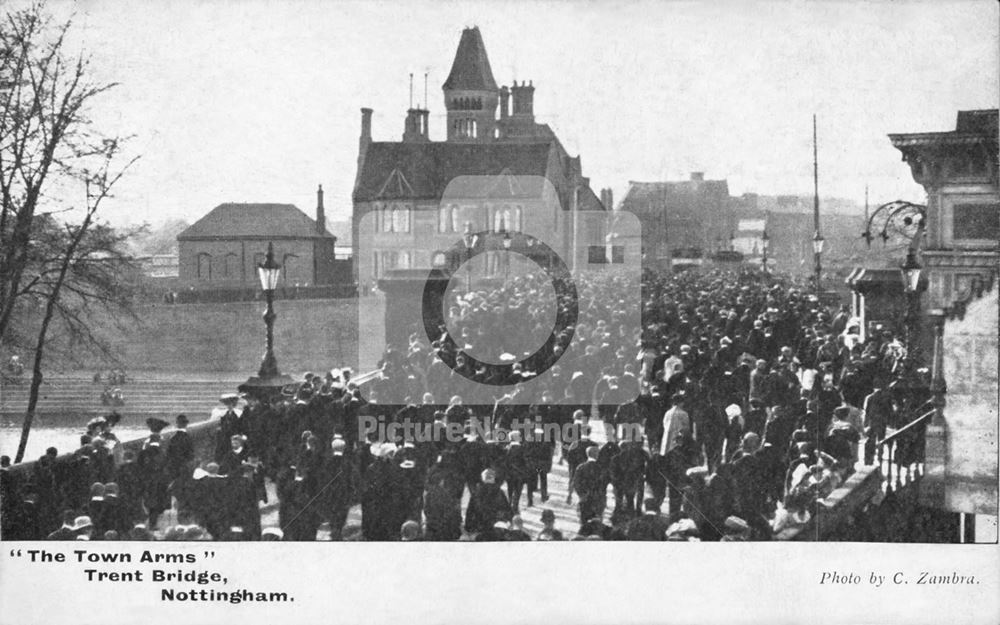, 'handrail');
879,406,935,447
